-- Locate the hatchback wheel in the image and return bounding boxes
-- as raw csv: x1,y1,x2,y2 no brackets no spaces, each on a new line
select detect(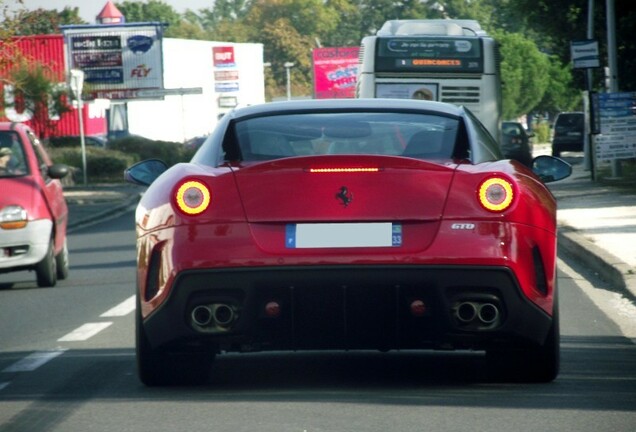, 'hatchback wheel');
55,239,70,280
36,238,57,287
